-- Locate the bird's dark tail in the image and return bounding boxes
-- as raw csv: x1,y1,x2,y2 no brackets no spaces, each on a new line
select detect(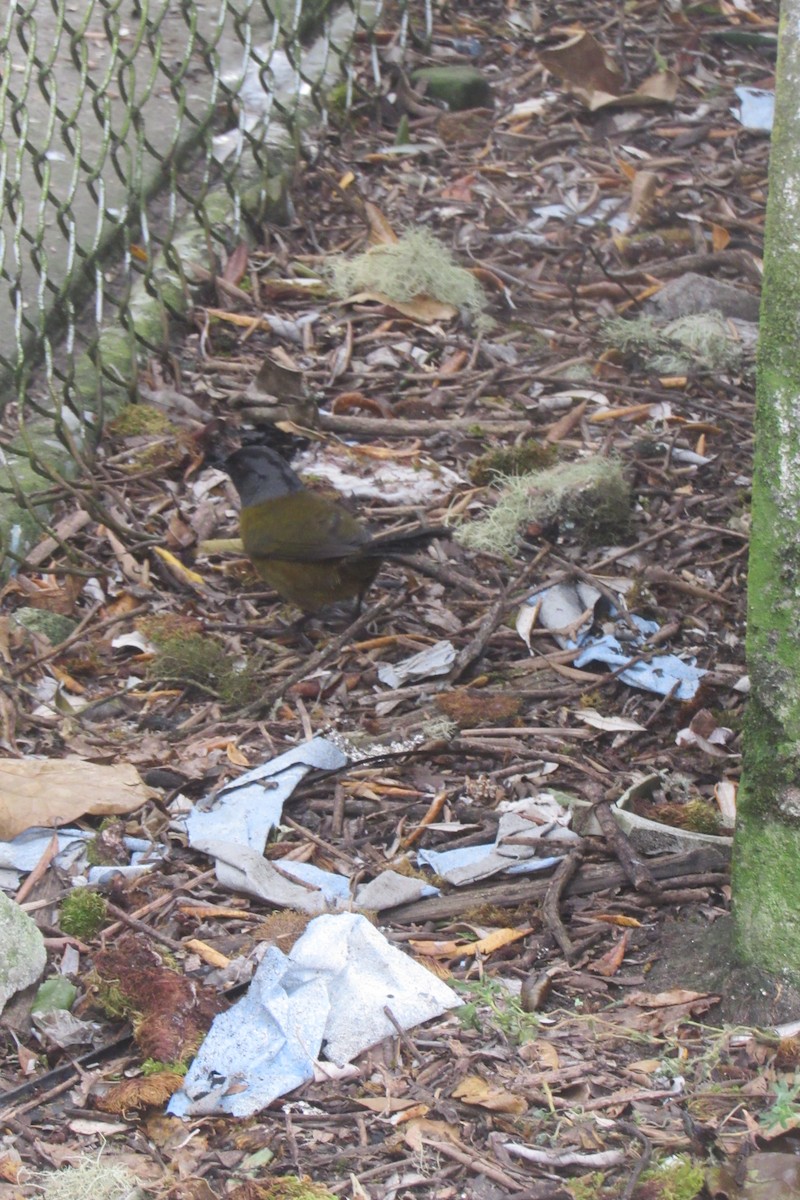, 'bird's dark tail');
362,526,451,559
